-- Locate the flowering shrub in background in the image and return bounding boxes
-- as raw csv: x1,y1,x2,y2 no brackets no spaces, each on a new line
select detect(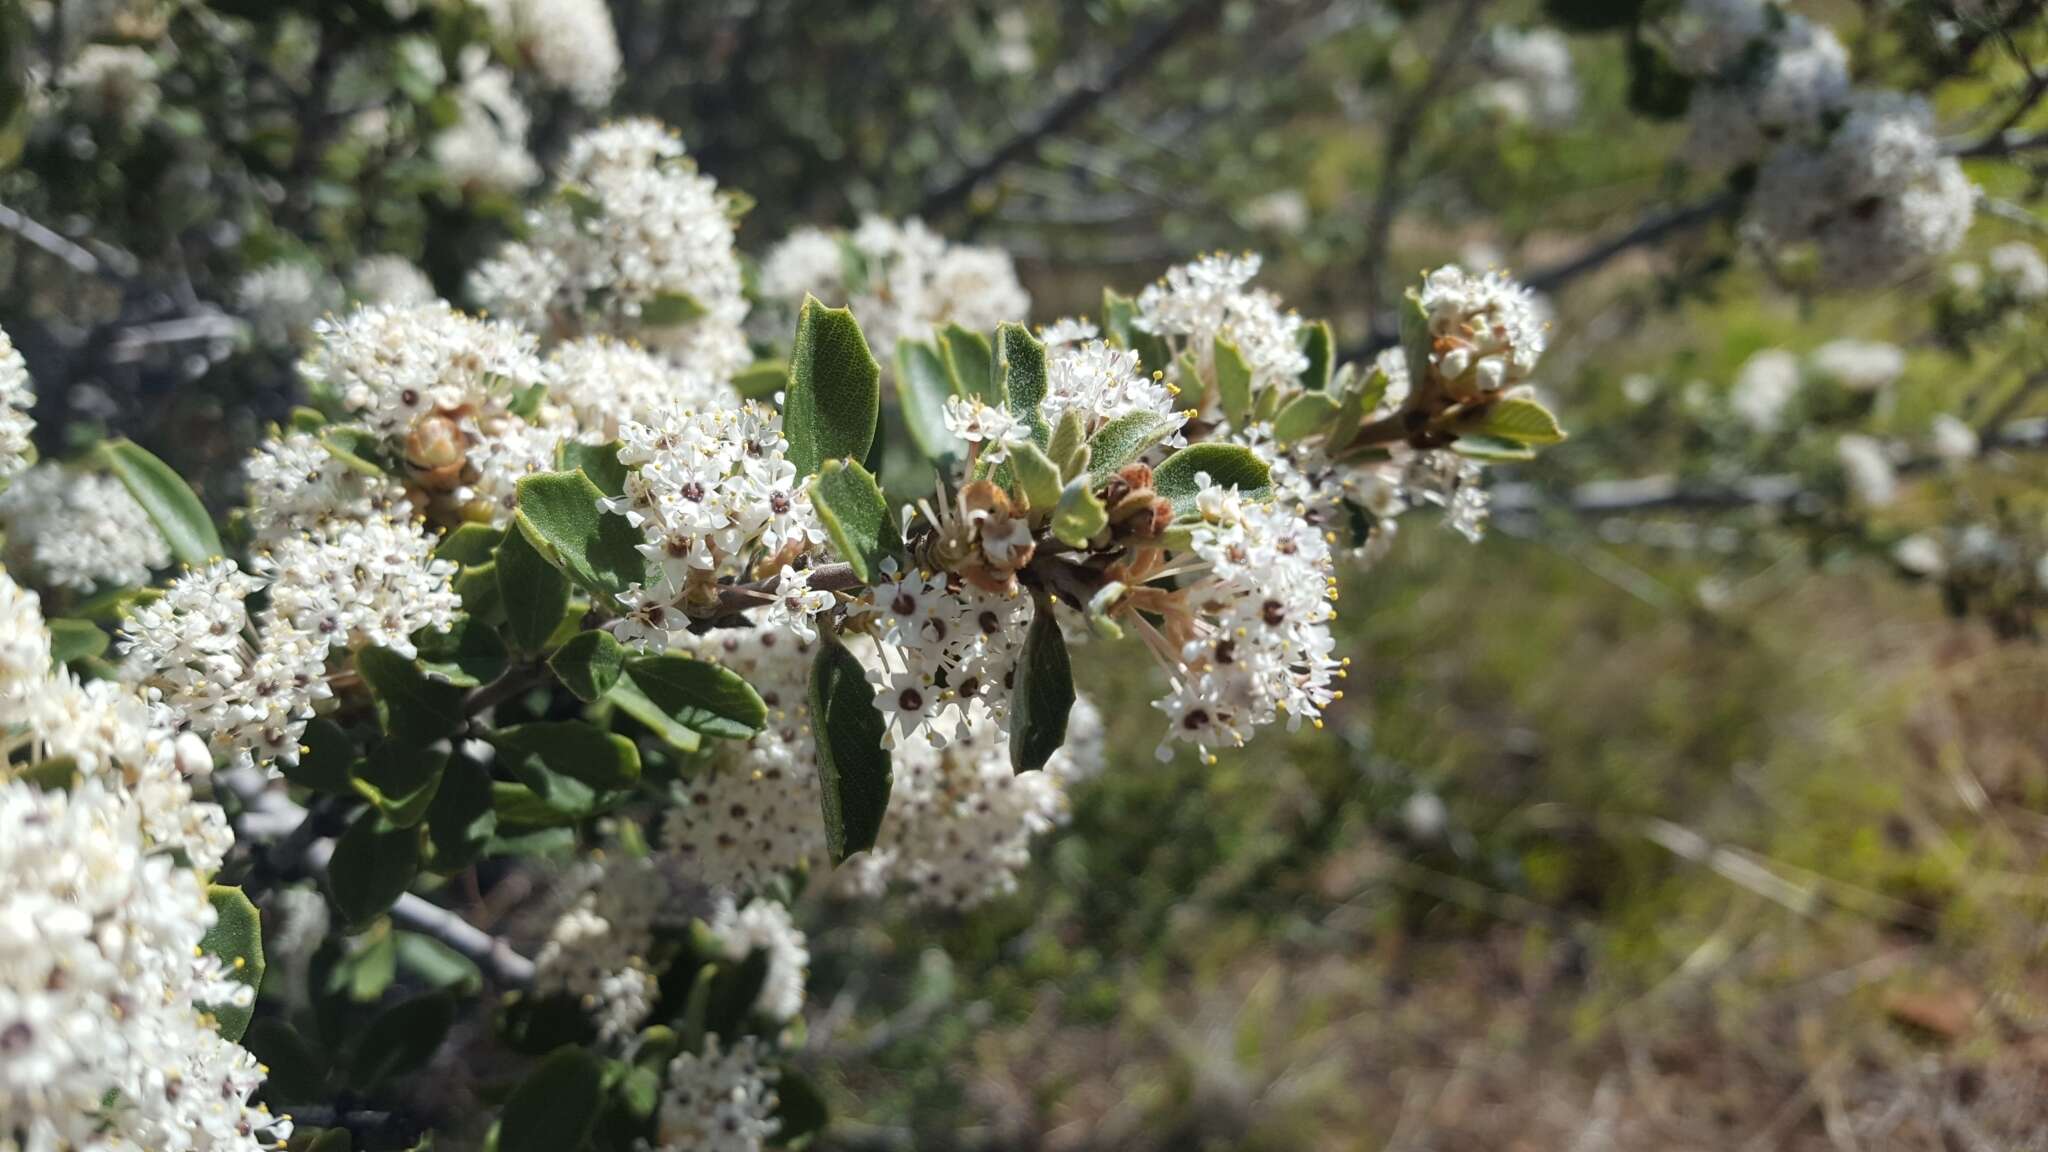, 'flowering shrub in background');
1,0,2045,1149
